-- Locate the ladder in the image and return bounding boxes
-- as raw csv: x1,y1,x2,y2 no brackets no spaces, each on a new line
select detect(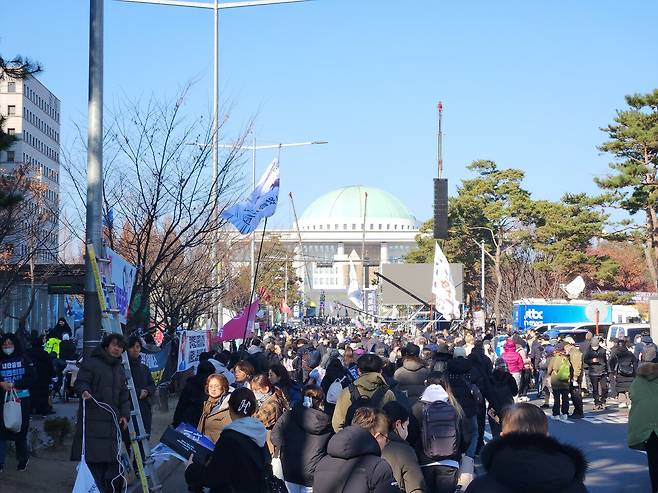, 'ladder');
88,243,162,493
